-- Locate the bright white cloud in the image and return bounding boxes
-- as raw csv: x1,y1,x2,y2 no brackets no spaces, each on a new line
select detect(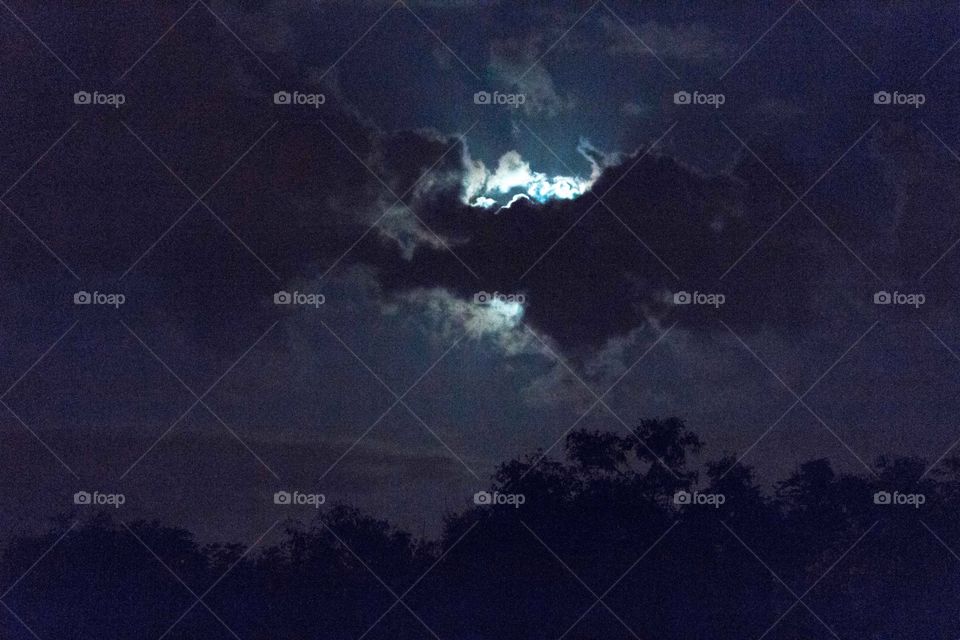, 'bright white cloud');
462,142,603,209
